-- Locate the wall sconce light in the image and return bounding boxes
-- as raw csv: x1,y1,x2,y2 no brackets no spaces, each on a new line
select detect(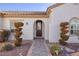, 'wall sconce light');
26,22,28,25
